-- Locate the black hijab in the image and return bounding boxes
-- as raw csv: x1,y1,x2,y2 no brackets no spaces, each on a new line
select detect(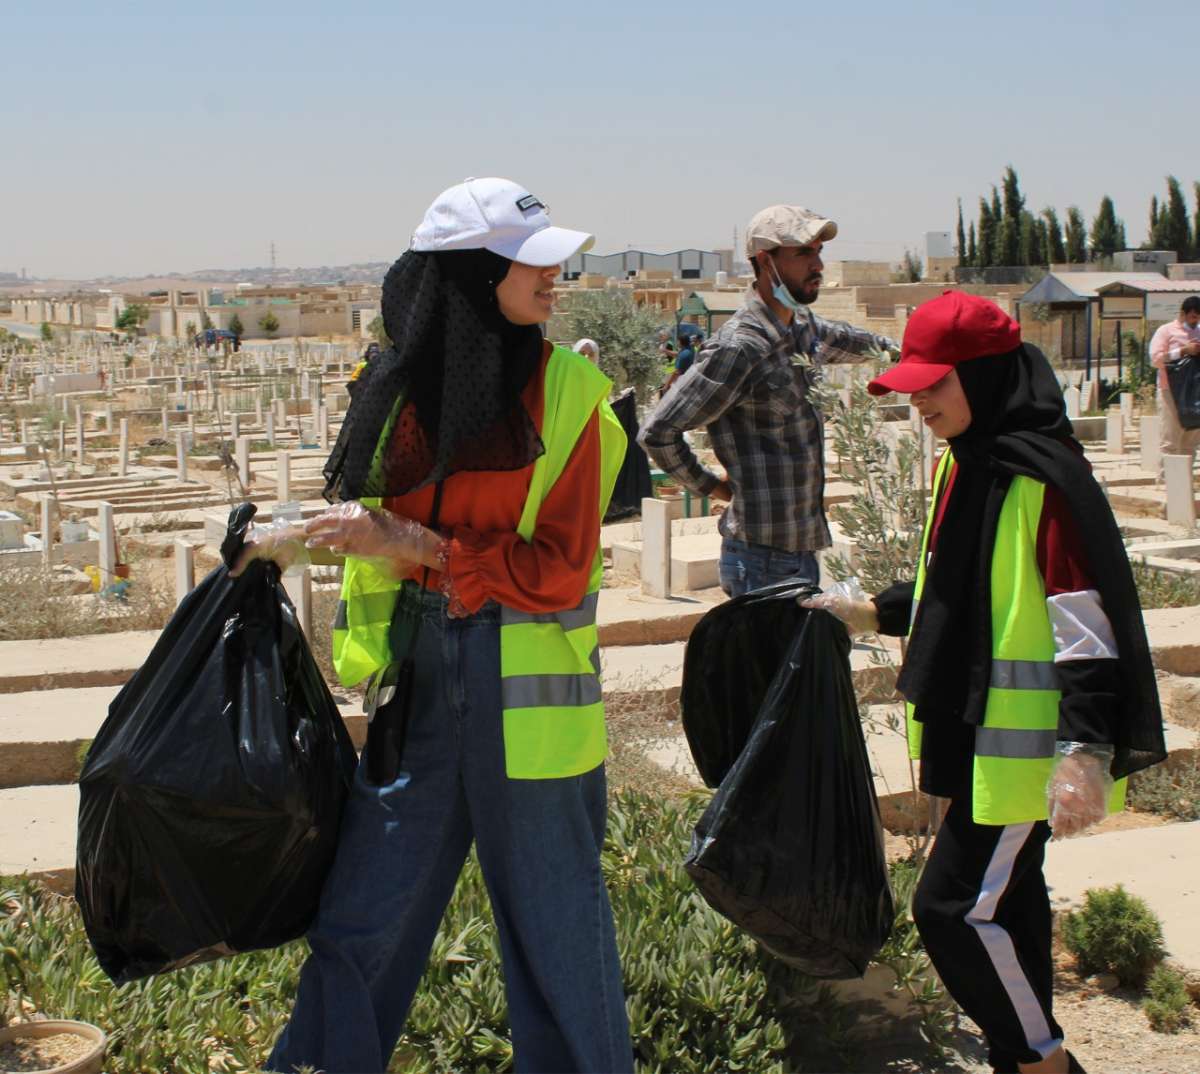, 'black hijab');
896,343,1164,780
323,249,544,501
